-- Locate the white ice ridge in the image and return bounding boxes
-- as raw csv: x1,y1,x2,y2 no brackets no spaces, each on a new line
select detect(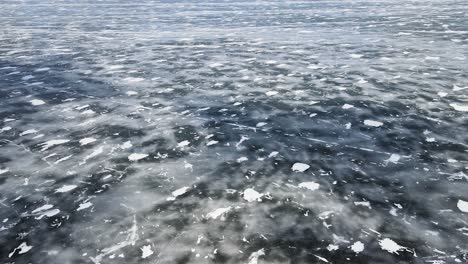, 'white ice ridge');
90,215,138,264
